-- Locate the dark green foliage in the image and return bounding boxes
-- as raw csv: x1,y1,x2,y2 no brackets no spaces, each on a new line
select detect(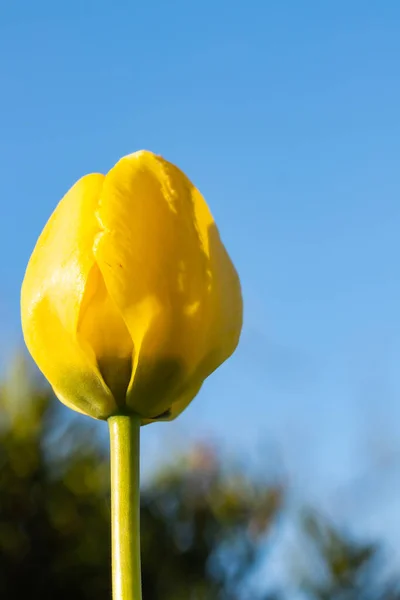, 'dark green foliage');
0,360,111,599
0,359,281,599
299,511,400,600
